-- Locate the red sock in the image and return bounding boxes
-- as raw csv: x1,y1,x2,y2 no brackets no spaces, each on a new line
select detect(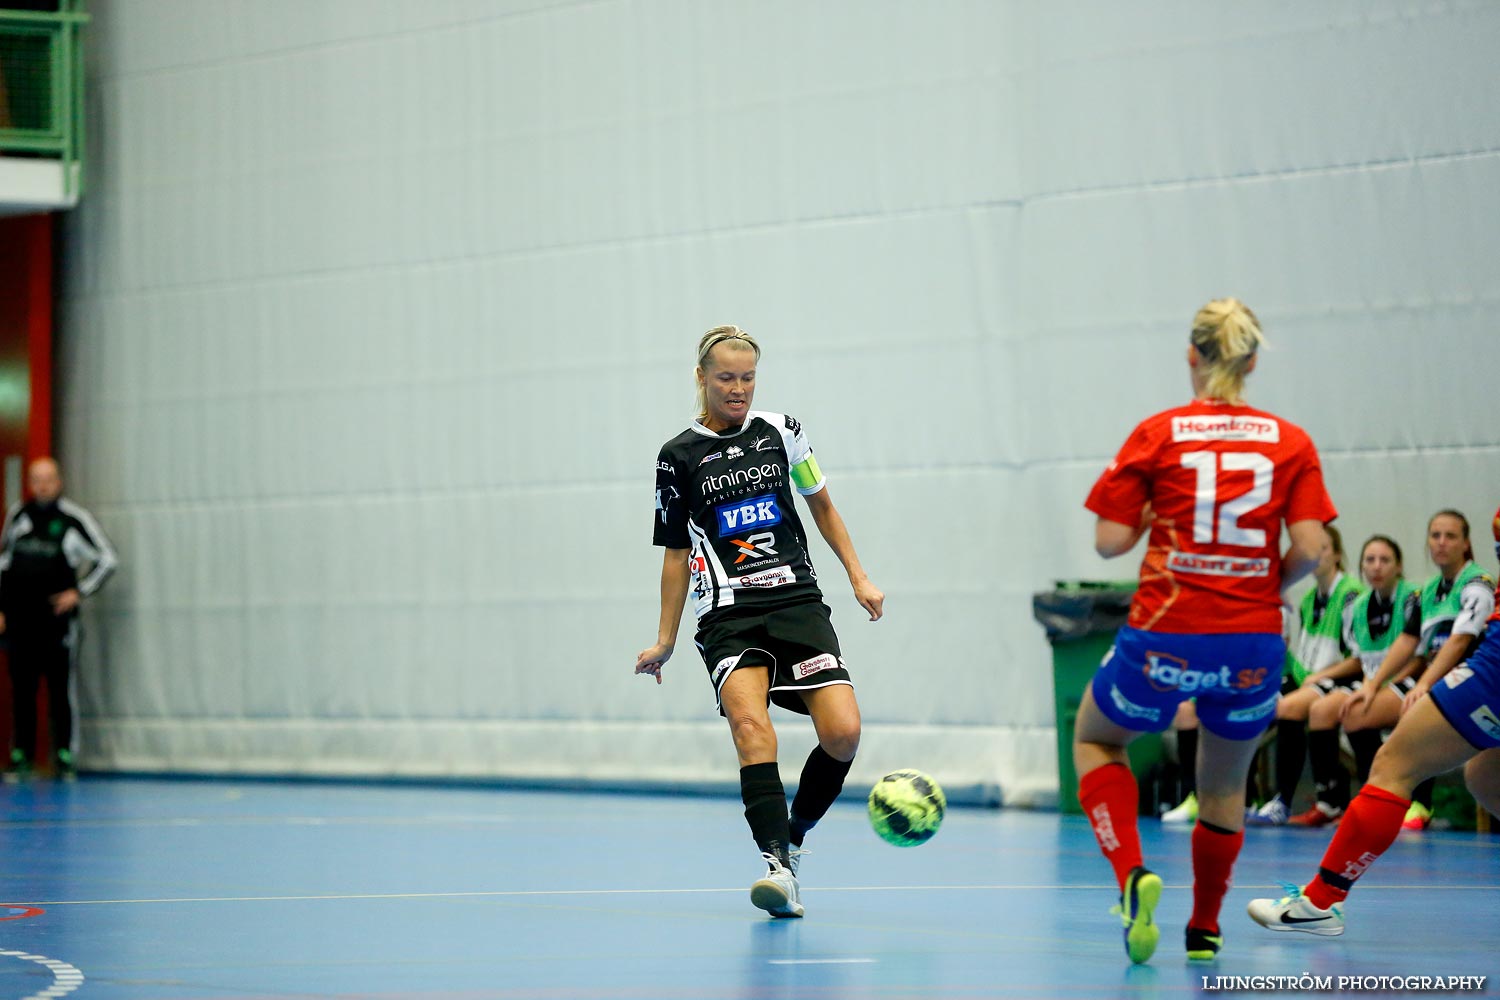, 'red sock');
1189,821,1244,934
1304,784,1410,909
1079,762,1142,890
